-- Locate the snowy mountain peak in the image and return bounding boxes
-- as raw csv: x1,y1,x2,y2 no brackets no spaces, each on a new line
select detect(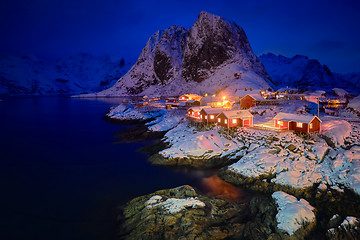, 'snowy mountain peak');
181,11,265,83
96,12,272,97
